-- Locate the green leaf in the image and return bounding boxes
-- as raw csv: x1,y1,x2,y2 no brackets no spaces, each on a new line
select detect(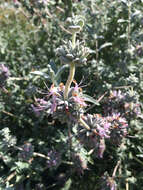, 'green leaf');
117,19,128,23
136,154,143,158
55,65,69,84
98,42,112,51
30,71,50,79
61,178,72,190
82,94,100,105
49,60,58,74
15,161,30,174
16,175,25,183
